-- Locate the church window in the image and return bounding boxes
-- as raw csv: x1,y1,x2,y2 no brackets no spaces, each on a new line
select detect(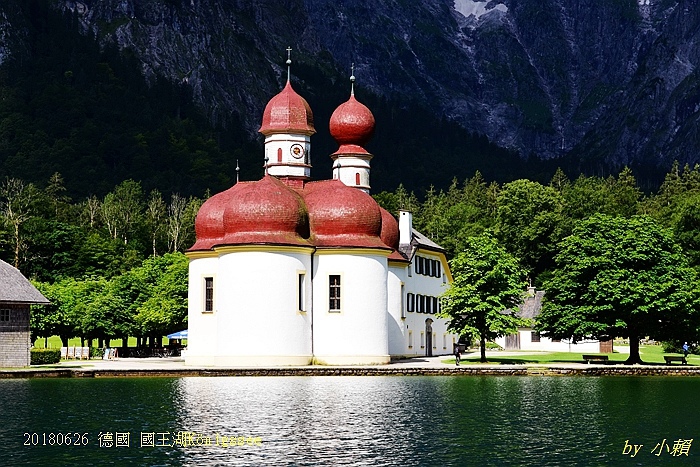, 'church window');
204,277,214,312
329,275,341,312
401,285,406,319
298,273,306,312
408,331,413,349
425,296,432,314
407,293,414,313
0,309,9,322
355,172,361,185
277,147,283,162
436,261,441,277
416,294,422,313
433,297,439,314
531,331,541,343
